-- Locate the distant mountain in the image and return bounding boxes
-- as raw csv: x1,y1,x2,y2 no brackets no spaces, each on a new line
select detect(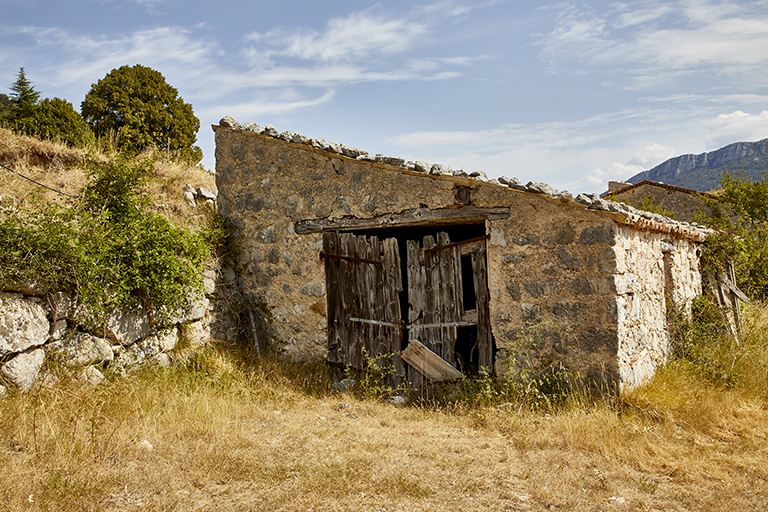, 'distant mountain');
627,139,768,192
